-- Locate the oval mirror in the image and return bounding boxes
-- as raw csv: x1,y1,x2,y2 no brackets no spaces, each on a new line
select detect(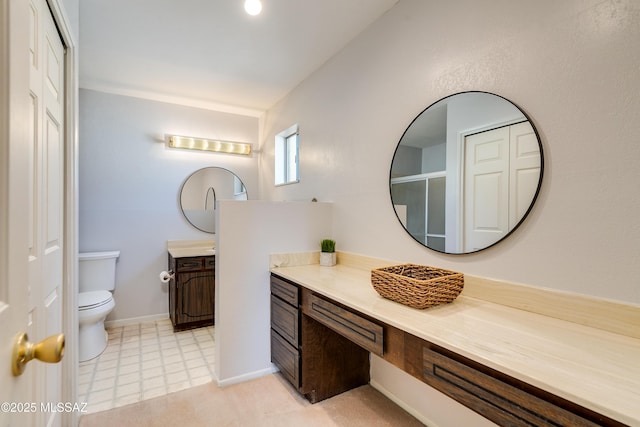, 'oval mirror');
180,167,248,233
390,91,543,254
